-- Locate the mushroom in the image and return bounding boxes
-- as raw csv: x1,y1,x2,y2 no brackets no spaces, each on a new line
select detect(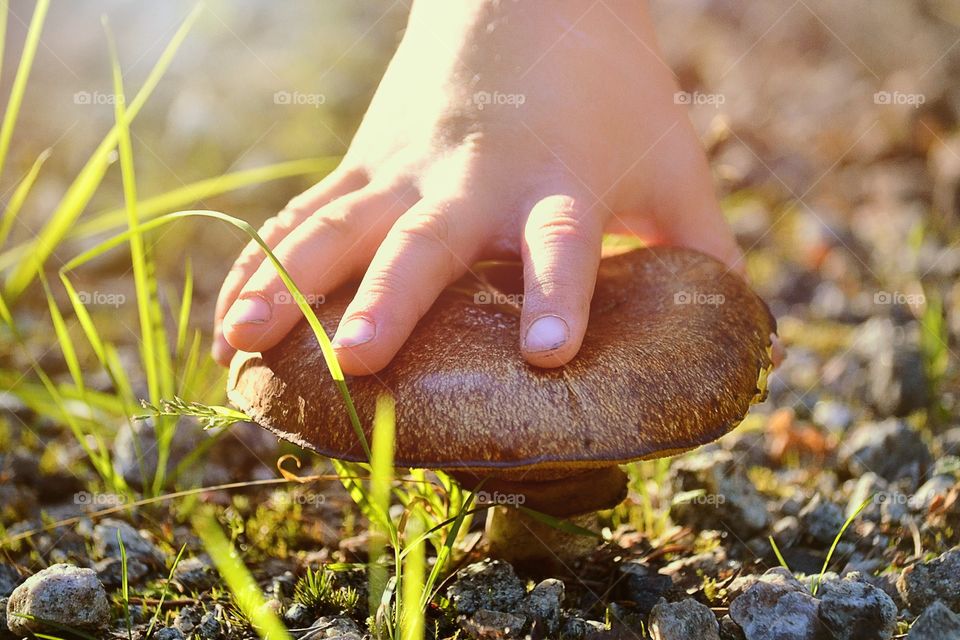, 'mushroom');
227,246,776,568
